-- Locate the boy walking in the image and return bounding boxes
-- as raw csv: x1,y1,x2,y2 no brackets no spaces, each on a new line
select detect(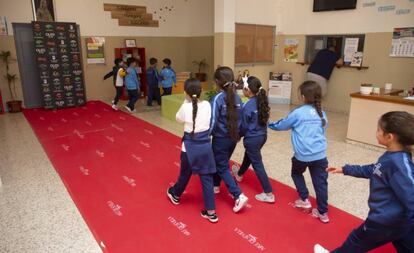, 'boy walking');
146,58,161,106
